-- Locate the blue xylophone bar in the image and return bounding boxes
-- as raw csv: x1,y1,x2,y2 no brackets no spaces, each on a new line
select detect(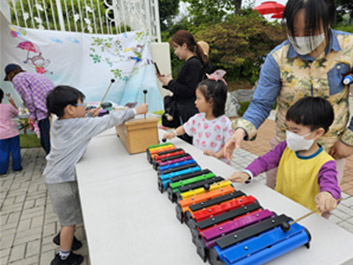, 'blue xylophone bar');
208,223,310,265
160,166,202,191
159,159,196,172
